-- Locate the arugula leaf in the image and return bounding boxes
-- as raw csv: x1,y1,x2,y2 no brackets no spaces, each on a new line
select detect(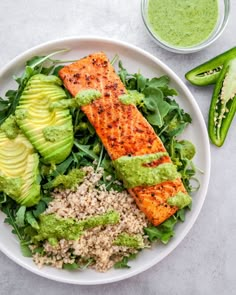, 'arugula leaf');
148,76,178,96
143,87,171,127
175,209,186,222
32,201,46,218
51,65,65,76
63,262,80,270
114,257,130,269
74,142,99,161
15,206,26,227
0,198,32,257
25,211,39,230
95,145,104,172
136,73,147,92
101,154,113,174
50,155,74,177
1,201,26,243
114,253,137,269
0,198,40,254
118,61,129,85
63,257,95,270
20,241,32,257
143,87,163,111
110,54,119,66
41,196,53,205
147,76,170,88
144,216,177,244
0,97,11,124
0,98,10,110
144,226,161,241
0,192,7,204
26,49,69,68
144,208,188,244
80,258,95,269
31,246,45,255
